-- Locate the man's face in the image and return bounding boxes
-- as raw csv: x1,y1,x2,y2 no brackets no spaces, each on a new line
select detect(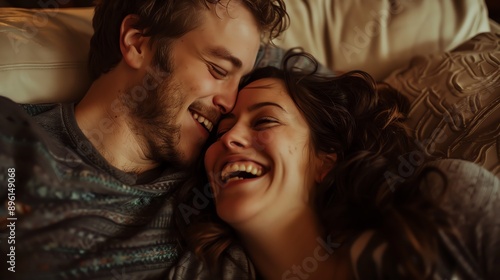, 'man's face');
128,1,261,167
